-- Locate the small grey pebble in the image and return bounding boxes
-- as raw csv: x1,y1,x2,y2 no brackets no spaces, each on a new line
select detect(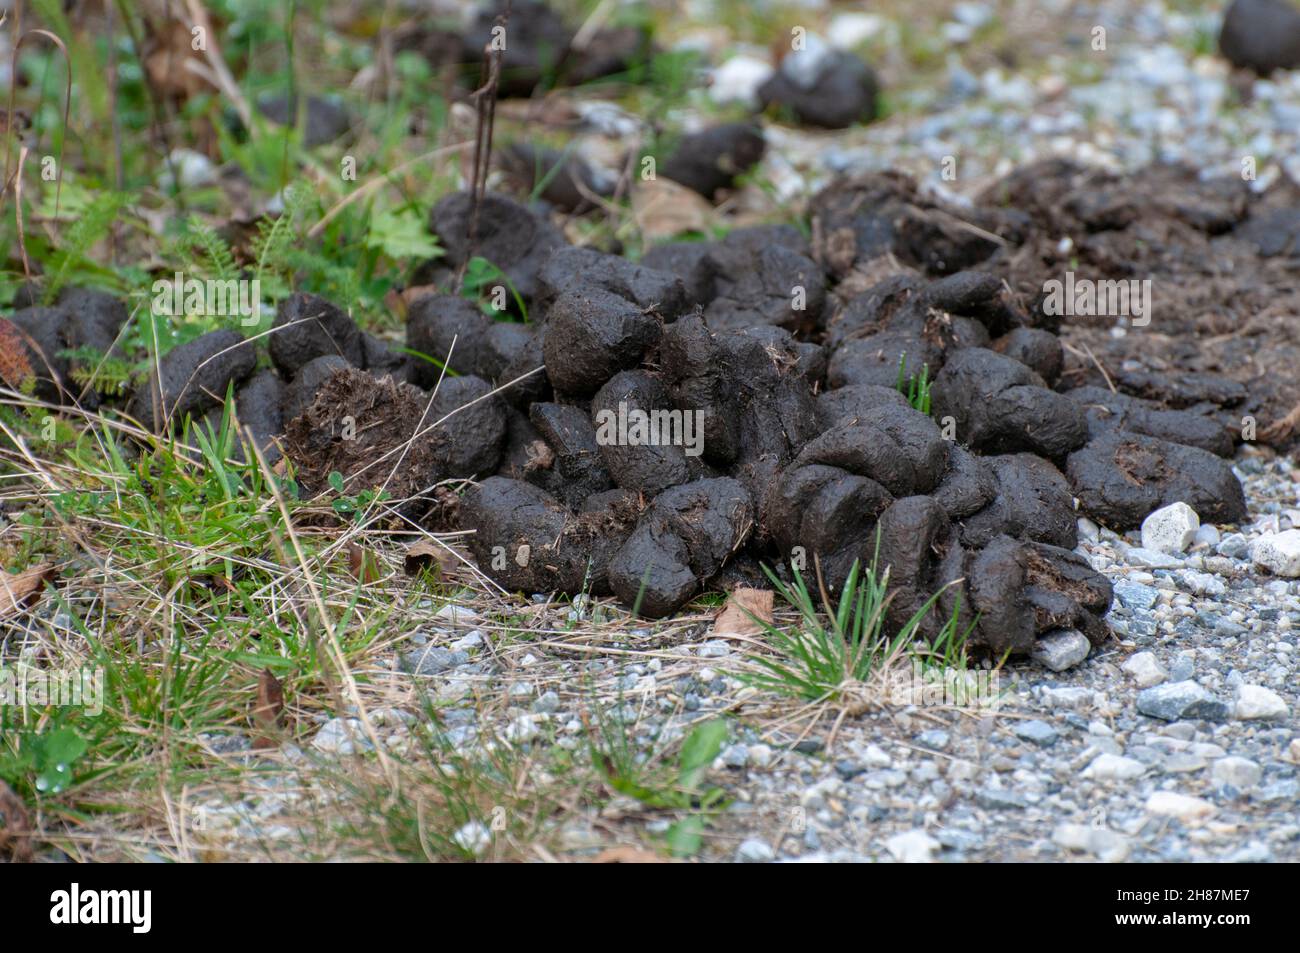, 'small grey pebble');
401,646,468,676
835,759,866,780
721,743,749,769
1137,681,1228,723
1114,580,1160,610
916,729,950,751
937,829,984,852
1013,720,1059,747
735,838,775,863
532,690,561,714
975,788,1028,810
